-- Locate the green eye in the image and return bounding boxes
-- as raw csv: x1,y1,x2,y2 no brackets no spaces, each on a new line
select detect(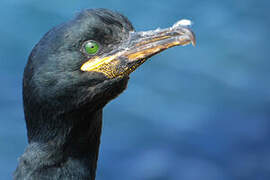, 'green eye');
84,41,99,55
